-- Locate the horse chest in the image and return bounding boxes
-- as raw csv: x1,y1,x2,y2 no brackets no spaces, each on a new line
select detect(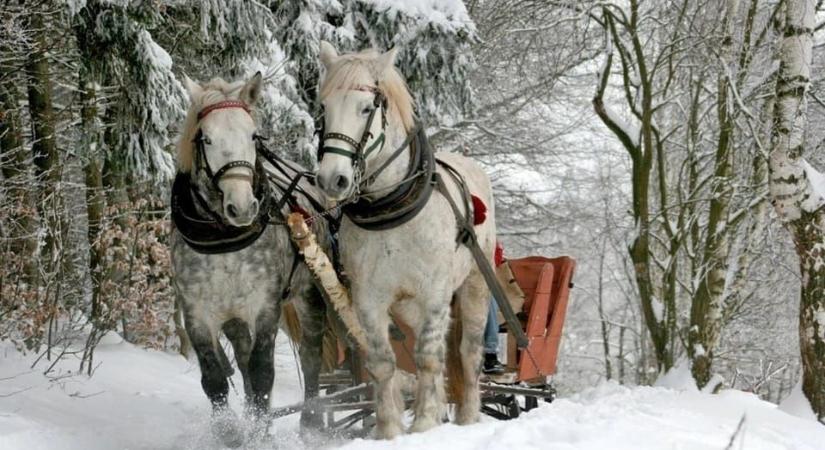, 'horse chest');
171,231,289,323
